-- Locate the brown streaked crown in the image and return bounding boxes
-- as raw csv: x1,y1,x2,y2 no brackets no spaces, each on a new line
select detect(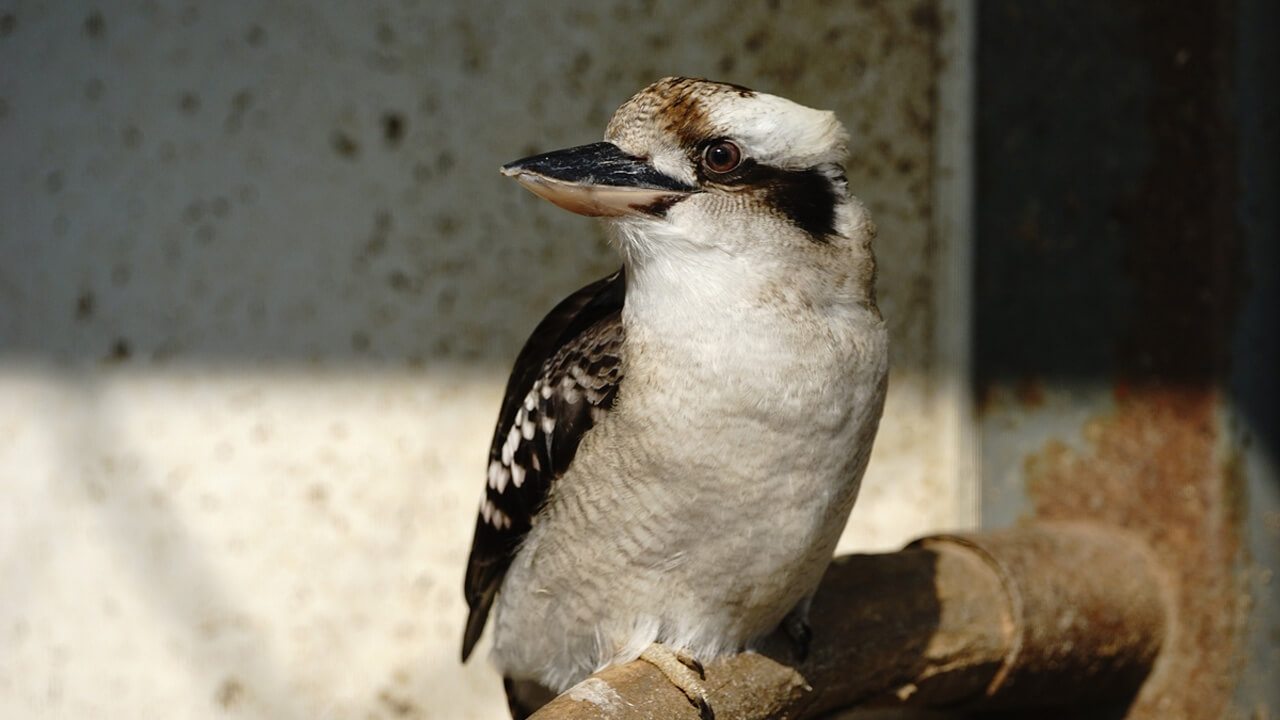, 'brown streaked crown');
605,77,755,153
